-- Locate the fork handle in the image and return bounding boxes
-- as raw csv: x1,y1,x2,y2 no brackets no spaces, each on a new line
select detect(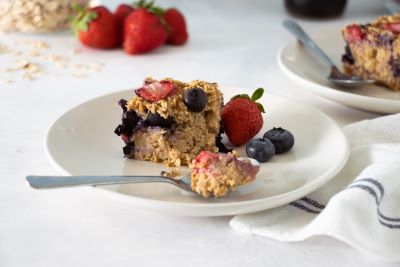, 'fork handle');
283,19,336,68
26,175,168,189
